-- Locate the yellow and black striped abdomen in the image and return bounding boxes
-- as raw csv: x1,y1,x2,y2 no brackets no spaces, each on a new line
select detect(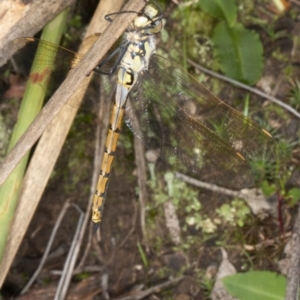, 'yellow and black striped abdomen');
91,103,125,227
